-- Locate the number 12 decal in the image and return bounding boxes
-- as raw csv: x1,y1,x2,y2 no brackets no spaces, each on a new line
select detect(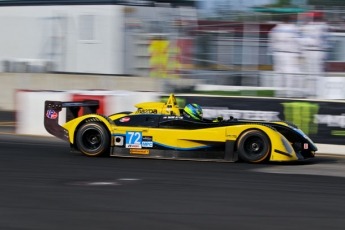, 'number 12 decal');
125,131,142,148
